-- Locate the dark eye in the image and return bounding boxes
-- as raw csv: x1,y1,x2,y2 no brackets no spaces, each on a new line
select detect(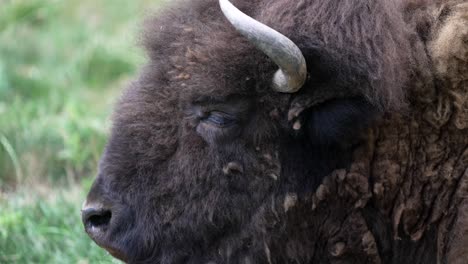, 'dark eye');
203,111,237,127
